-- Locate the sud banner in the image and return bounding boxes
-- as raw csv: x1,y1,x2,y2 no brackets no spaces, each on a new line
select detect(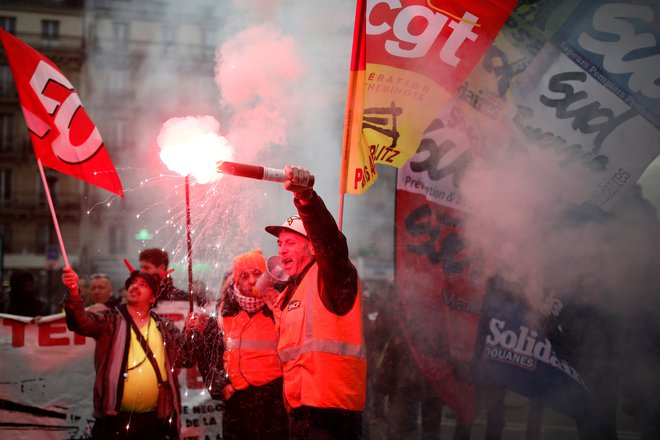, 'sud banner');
395,112,493,426
394,0,660,428
510,0,660,210
0,303,221,440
